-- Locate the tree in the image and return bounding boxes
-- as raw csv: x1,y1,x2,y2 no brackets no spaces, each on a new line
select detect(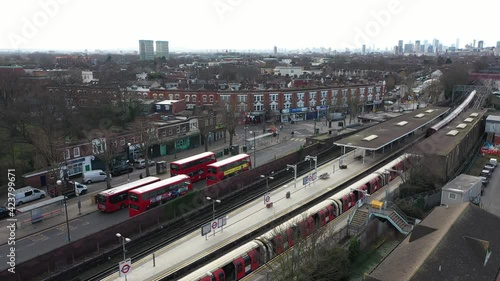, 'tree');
87,130,121,189
130,119,159,177
193,107,216,152
347,93,360,124
217,99,239,147
440,64,470,99
267,217,351,281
